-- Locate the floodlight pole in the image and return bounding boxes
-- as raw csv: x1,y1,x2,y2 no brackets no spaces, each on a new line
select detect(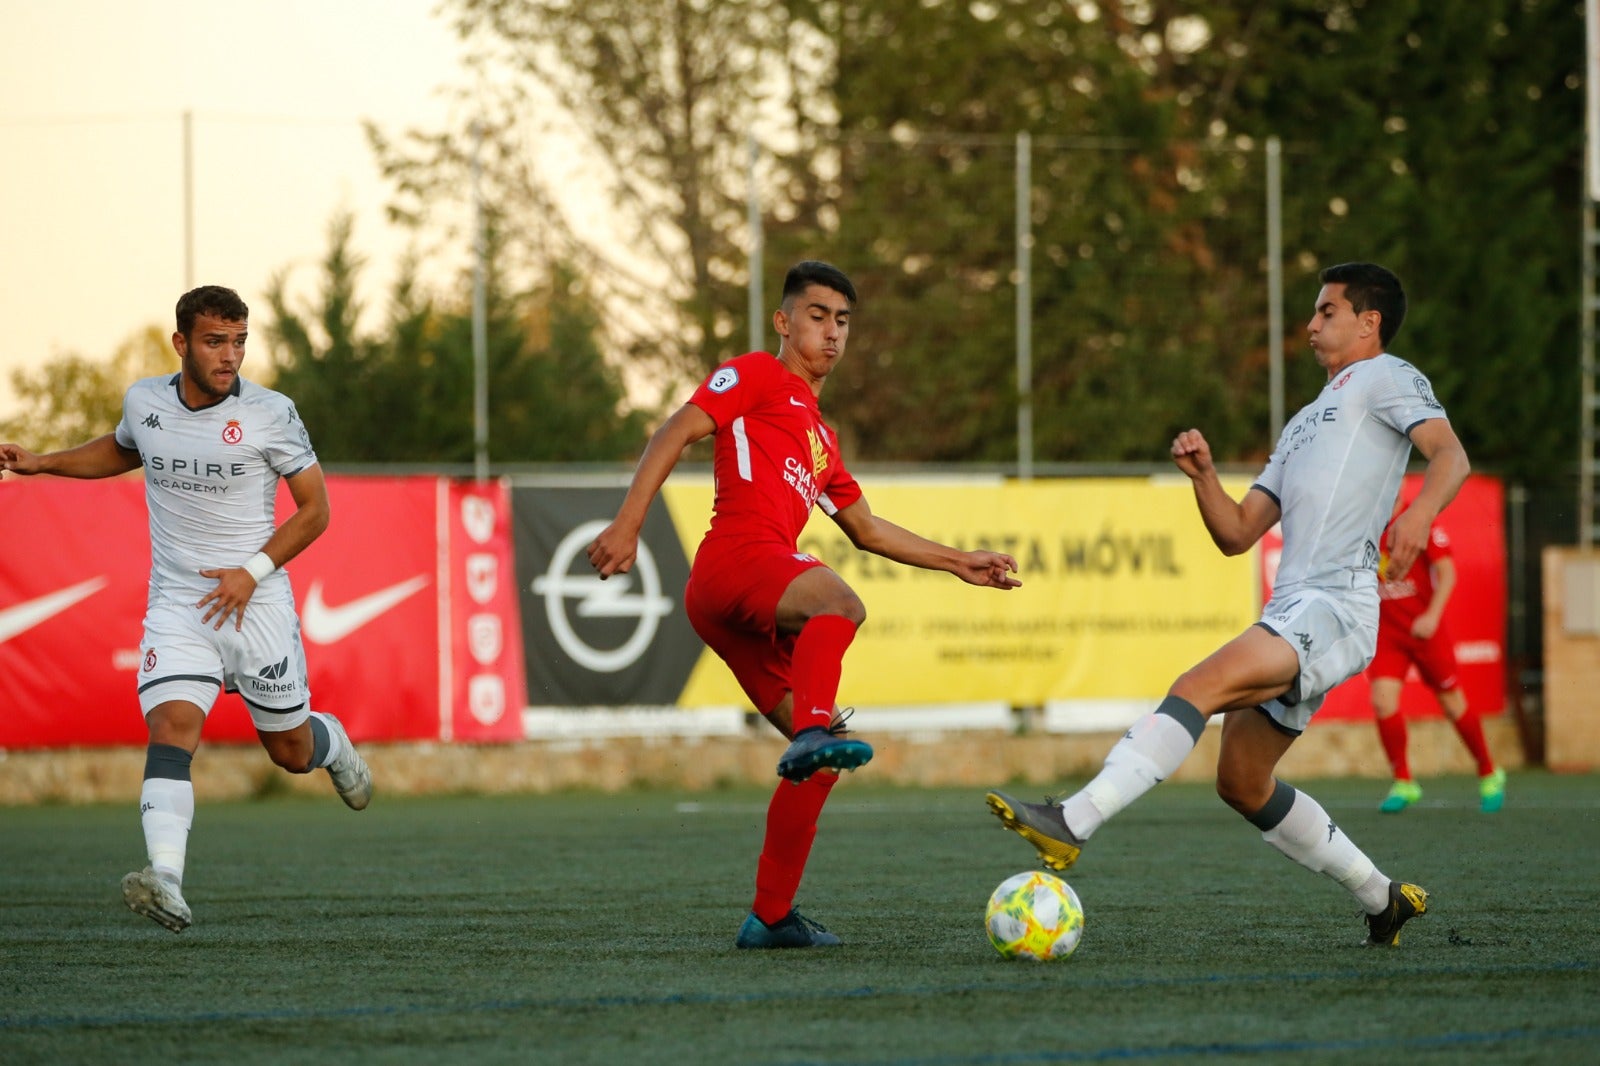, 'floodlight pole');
472,120,489,483
747,132,765,353
183,110,194,291
1266,136,1284,444
1016,130,1033,480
